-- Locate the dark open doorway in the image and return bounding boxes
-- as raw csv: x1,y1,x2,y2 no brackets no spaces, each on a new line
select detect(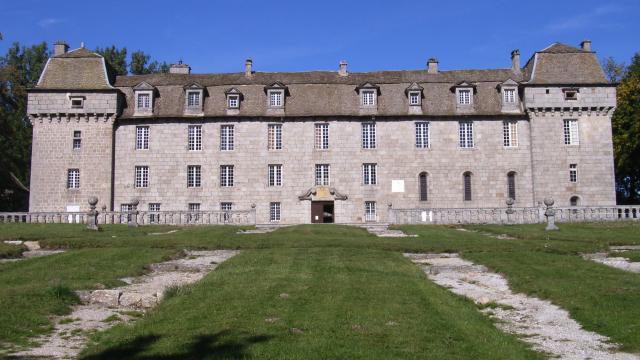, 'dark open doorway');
311,201,334,223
